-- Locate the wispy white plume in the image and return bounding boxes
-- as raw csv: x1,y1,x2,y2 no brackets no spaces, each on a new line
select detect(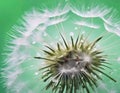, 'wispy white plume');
75,21,100,29
104,23,120,36
71,6,111,18
12,37,29,46
30,31,43,43
101,16,113,26
13,82,27,93
6,68,22,87
100,9,120,26
42,4,70,17
22,10,49,32
47,16,67,26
